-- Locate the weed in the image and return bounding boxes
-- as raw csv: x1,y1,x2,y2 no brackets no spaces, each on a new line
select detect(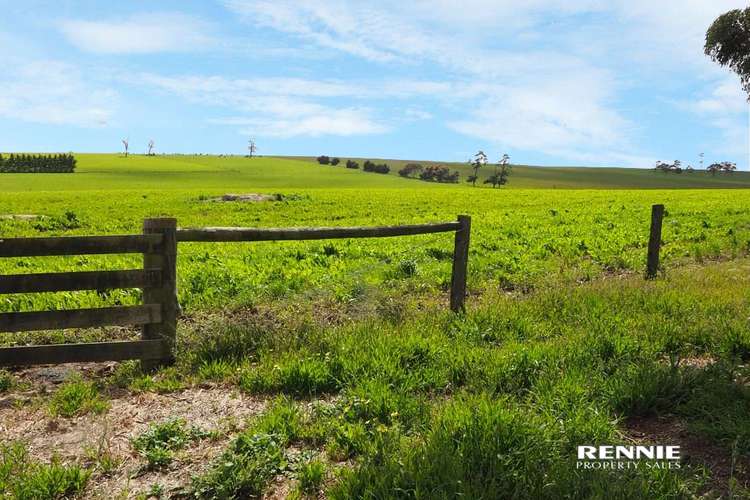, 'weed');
0,370,12,392
49,377,108,417
296,459,326,497
132,418,208,469
0,442,90,498
191,432,287,499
